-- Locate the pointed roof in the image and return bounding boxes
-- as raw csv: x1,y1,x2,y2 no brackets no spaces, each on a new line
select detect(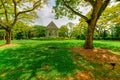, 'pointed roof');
47,21,58,29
